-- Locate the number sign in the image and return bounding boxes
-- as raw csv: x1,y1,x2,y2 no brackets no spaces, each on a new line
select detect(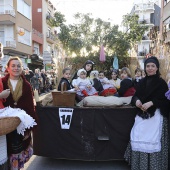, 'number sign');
59,108,74,129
